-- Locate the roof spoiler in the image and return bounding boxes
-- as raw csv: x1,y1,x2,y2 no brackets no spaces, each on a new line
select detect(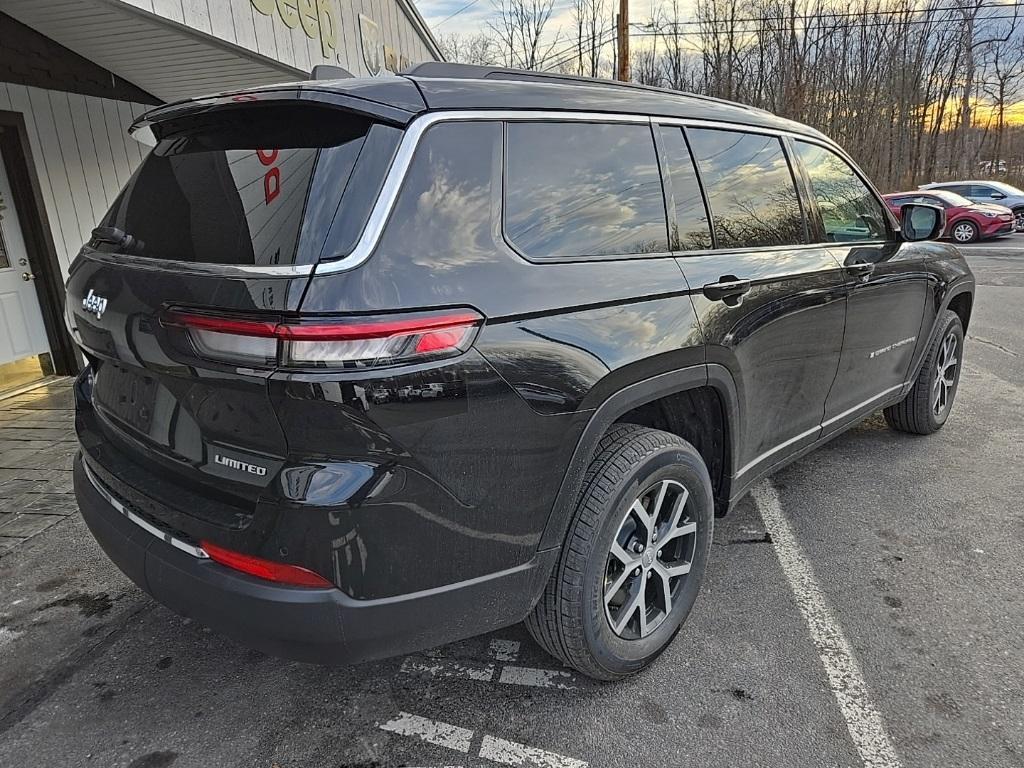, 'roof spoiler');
128,85,418,145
